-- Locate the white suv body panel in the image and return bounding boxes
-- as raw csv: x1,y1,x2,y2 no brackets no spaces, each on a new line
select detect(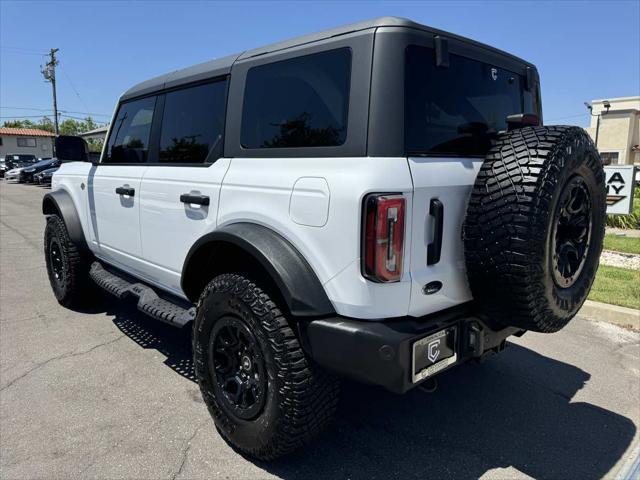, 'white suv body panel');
52,152,478,321
217,156,415,319
137,159,231,294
